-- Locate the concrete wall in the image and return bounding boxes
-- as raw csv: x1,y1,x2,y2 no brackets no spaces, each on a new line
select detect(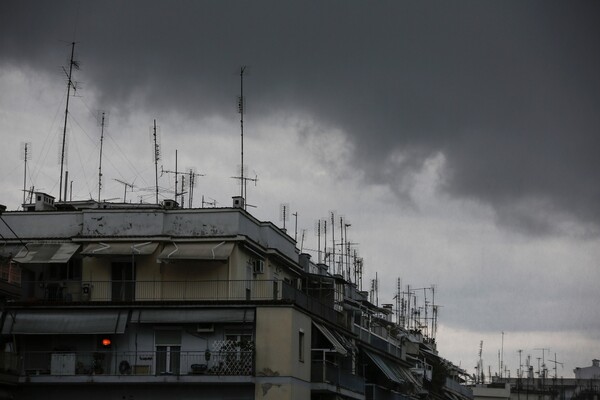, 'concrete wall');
1,207,299,263
0,212,82,238
254,307,311,400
